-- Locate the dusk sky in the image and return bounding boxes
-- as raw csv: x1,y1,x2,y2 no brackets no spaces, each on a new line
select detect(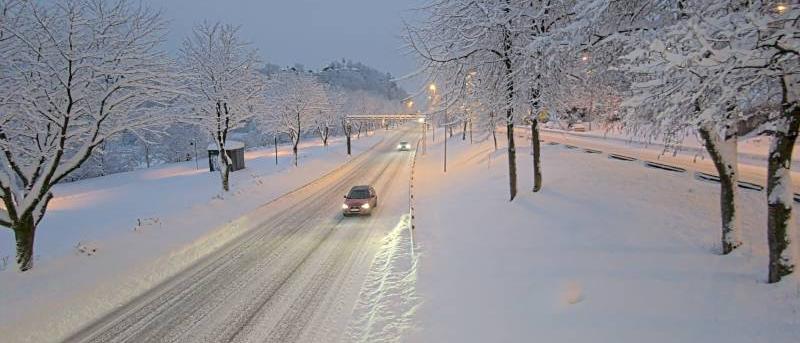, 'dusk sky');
144,0,423,91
